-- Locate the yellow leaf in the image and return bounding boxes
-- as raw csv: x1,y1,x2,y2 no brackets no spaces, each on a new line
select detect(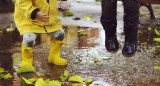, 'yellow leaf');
35,78,47,86
0,31,3,34
47,80,62,86
154,66,160,70
22,77,33,85
84,15,93,21
69,75,83,83
4,73,12,79
153,38,160,43
140,13,146,17
154,6,160,9
148,27,152,31
36,72,44,76
60,70,70,81
85,76,93,84
158,12,160,15
0,68,5,73
28,78,38,83
17,65,36,74
155,29,160,36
